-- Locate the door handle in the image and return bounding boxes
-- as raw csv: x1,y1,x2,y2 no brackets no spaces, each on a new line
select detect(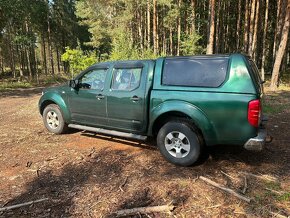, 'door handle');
96,94,105,100
131,95,139,101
